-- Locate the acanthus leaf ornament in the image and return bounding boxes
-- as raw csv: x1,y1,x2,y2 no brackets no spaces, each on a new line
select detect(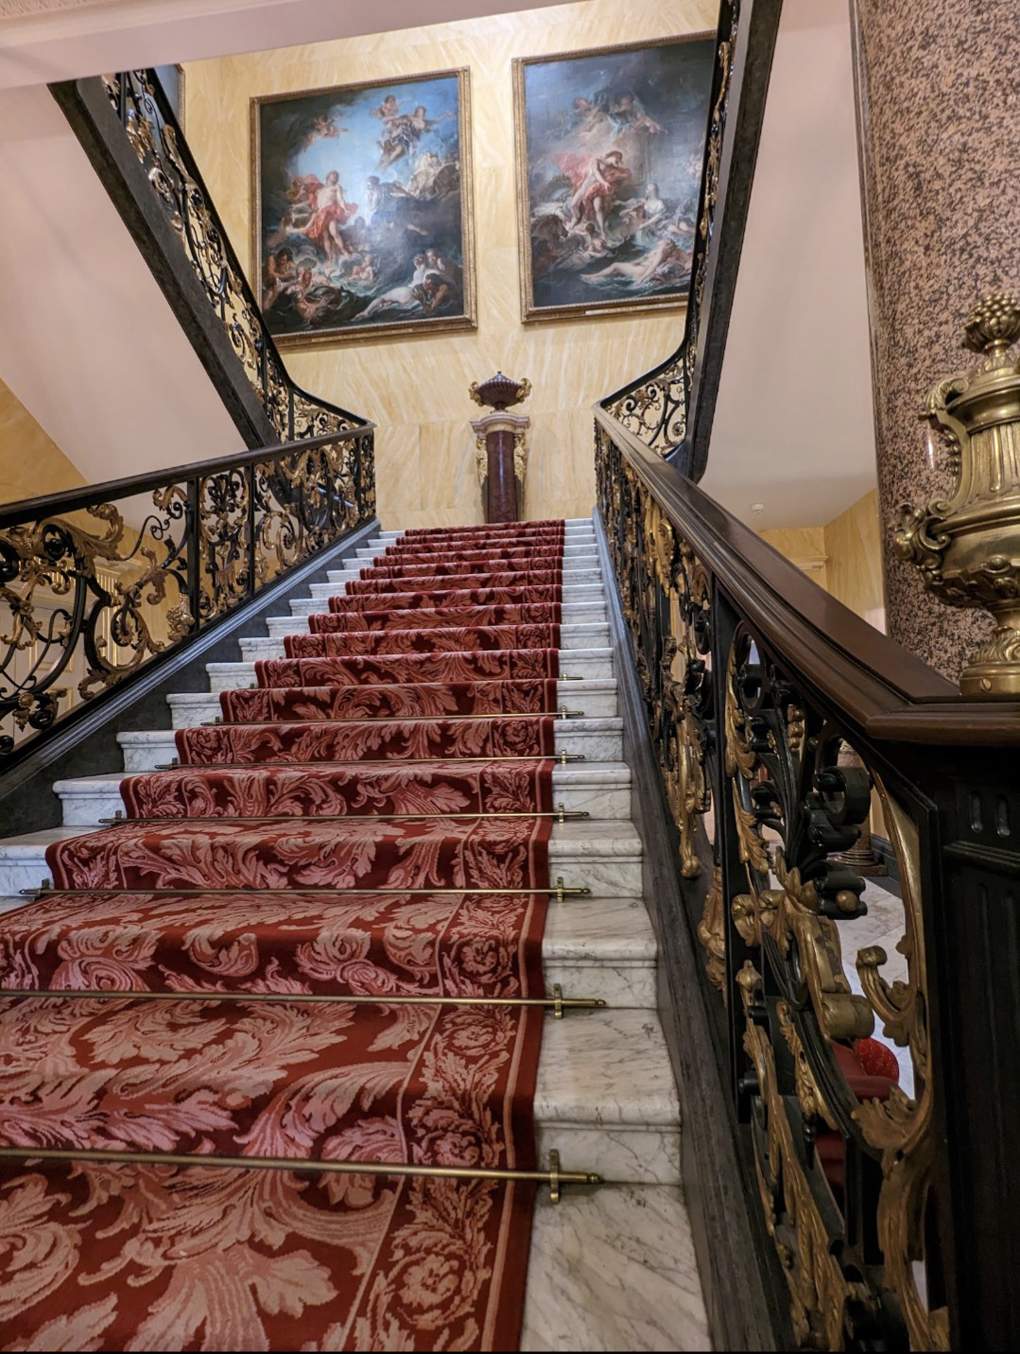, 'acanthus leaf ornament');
897,290,1020,695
